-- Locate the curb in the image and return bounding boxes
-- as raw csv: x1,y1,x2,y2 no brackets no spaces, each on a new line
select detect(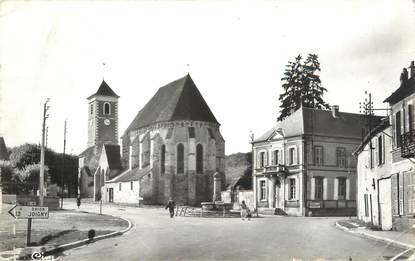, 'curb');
10,212,133,260
335,221,415,250
45,214,133,256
